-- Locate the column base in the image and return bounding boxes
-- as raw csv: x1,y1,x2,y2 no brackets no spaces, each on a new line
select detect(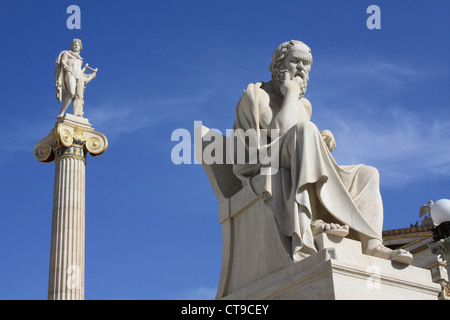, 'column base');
57,113,93,130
